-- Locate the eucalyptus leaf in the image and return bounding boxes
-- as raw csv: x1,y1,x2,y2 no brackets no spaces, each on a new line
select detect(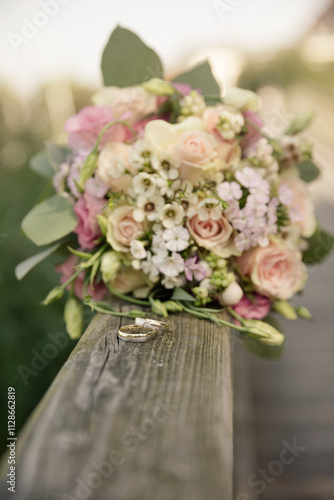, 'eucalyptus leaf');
15,243,61,280
296,160,320,183
22,194,77,246
30,150,54,178
171,288,196,302
101,26,163,87
285,109,315,135
46,142,72,170
302,227,334,265
173,61,220,96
